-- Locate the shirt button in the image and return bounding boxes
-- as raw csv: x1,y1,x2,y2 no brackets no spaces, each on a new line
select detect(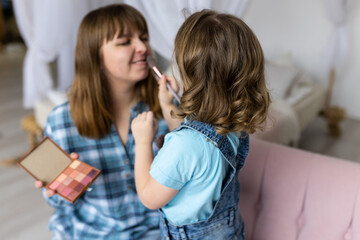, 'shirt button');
124,160,129,165
127,185,133,190
126,173,131,178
